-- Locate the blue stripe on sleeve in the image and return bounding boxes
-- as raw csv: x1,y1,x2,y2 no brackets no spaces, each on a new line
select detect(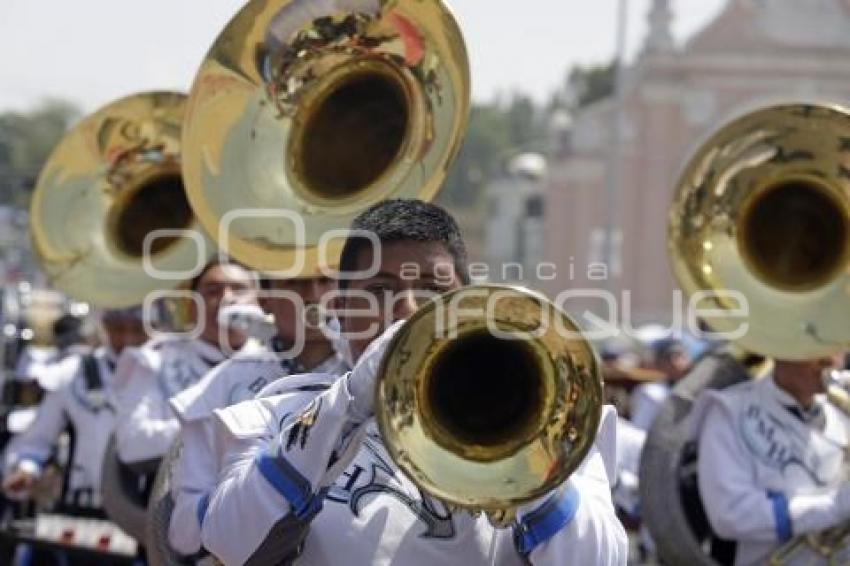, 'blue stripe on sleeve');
513,482,581,556
255,445,322,520
767,490,792,542
196,492,211,527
